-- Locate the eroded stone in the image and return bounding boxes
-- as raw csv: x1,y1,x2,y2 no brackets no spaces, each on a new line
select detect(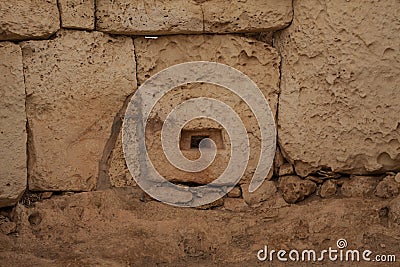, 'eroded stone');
375,175,400,199
96,0,292,35
203,0,292,33
0,42,27,207
278,175,317,204
275,0,400,176
23,30,136,191
0,0,59,41
59,0,95,30
341,176,378,198
110,34,280,187
320,180,337,198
